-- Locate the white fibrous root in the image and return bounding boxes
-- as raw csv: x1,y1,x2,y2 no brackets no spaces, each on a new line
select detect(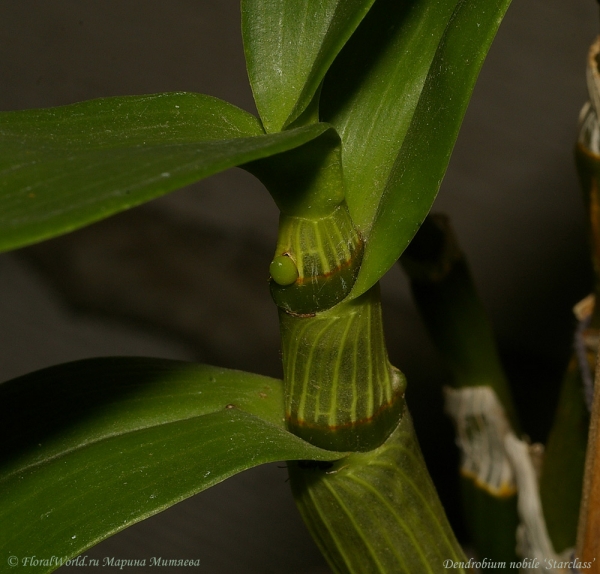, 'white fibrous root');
444,386,516,497
444,386,574,573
